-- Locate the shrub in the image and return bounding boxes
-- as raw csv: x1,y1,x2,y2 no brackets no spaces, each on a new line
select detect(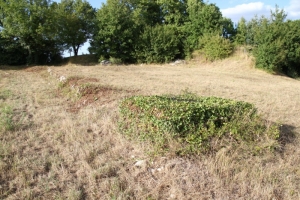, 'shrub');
109,57,123,65
250,8,300,77
199,32,233,61
119,94,279,156
136,25,182,63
